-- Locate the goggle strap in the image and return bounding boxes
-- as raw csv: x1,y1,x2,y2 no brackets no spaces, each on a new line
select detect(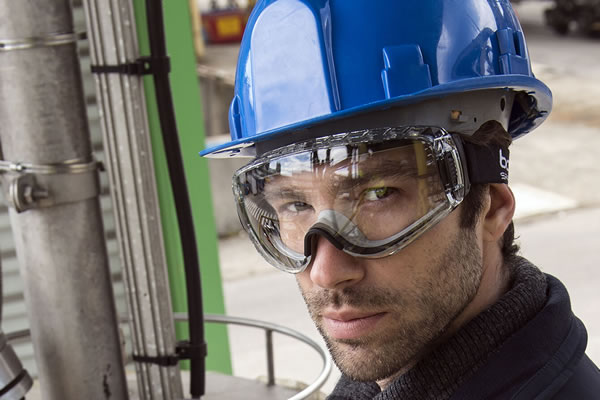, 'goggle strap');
462,141,510,184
